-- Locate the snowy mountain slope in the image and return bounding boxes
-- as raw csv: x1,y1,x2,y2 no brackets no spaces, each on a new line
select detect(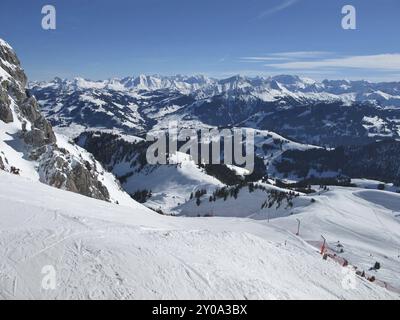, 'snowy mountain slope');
0,102,133,205
0,116,120,204
121,152,224,214
249,128,319,177
0,171,397,299
74,128,318,214
274,140,400,185
0,38,136,204
179,180,400,291
271,187,400,291
0,103,40,180
31,77,149,137
53,133,139,206
179,182,311,219
75,130,226,213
